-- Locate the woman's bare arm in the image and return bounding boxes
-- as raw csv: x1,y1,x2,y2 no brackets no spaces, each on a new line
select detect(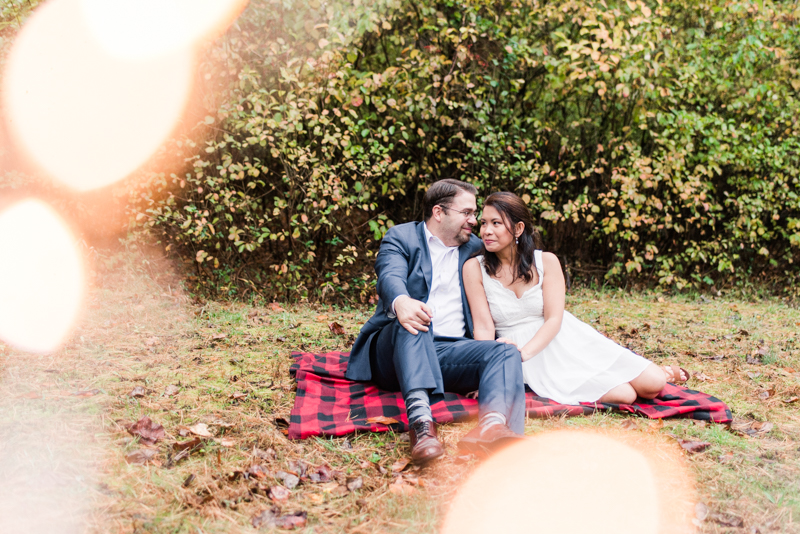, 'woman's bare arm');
463,258,495,341
519,252,565,361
